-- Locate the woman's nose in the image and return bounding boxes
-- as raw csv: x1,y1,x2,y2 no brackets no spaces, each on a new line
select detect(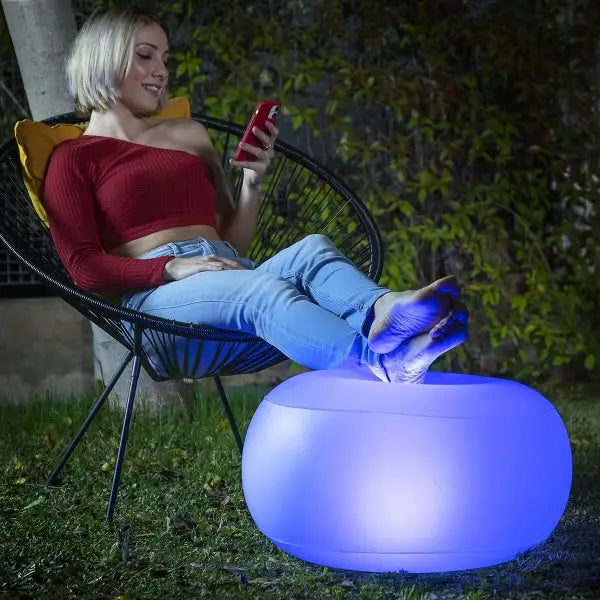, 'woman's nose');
153,61,168,78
